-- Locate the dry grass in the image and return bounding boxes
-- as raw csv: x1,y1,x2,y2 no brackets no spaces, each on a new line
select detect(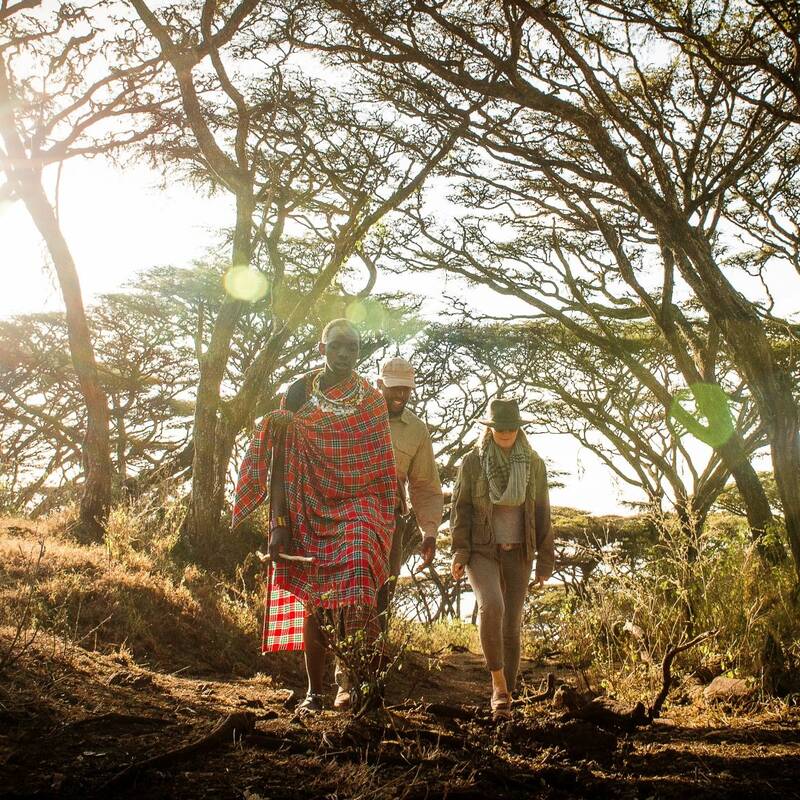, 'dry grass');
0,516,264,675
2,508,800,799
537,516,800,706
393,616,480,656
